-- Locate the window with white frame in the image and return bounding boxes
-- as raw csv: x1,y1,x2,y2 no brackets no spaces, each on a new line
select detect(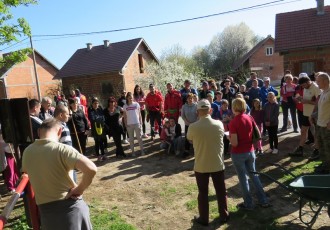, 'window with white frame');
266,47,273,56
